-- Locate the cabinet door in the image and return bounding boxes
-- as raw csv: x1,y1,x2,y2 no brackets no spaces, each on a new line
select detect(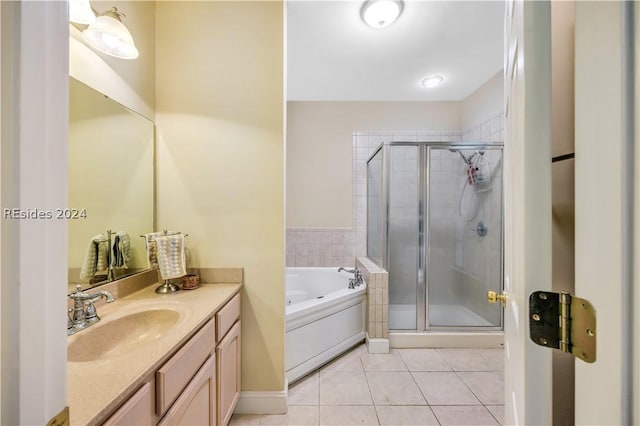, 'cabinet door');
158,355,216,426
217,321,241,426
103,382,154,426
